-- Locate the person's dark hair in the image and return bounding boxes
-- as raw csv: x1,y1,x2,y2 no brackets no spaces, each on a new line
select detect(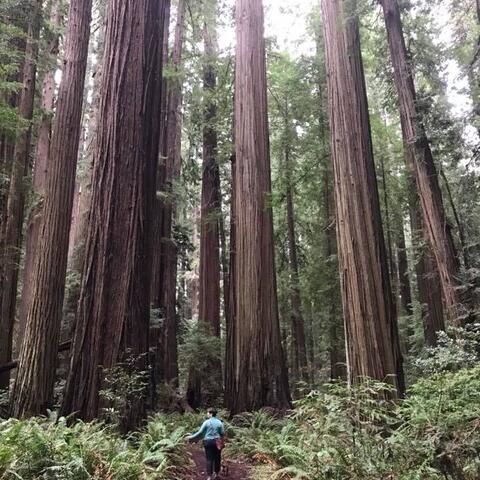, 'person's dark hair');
207,407,217,417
